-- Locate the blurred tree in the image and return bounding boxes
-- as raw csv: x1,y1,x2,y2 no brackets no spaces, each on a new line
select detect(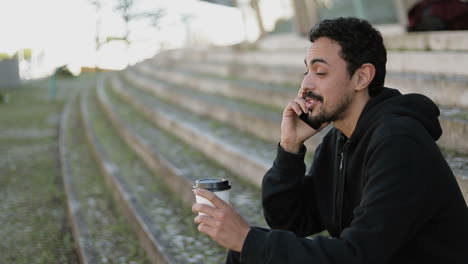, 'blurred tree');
114,0,137,45
250,0,266,38
13,49,32,60
90,0,103,71
292,0,319,36
143,8,166,30
113,0,165,66
106,36,127,42
180,13,195,45
0,53,11,61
